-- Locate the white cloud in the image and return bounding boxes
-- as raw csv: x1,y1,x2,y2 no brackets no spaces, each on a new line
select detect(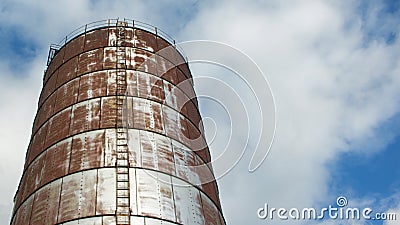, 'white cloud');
179,0,400,224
